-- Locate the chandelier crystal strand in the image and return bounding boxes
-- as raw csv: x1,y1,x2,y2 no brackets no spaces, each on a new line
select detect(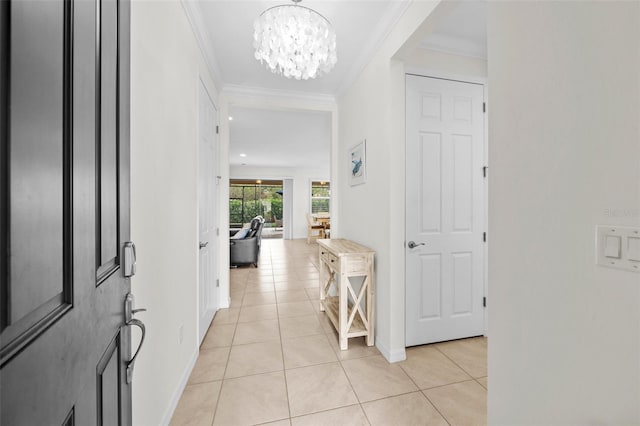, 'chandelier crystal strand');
253,2,337,80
